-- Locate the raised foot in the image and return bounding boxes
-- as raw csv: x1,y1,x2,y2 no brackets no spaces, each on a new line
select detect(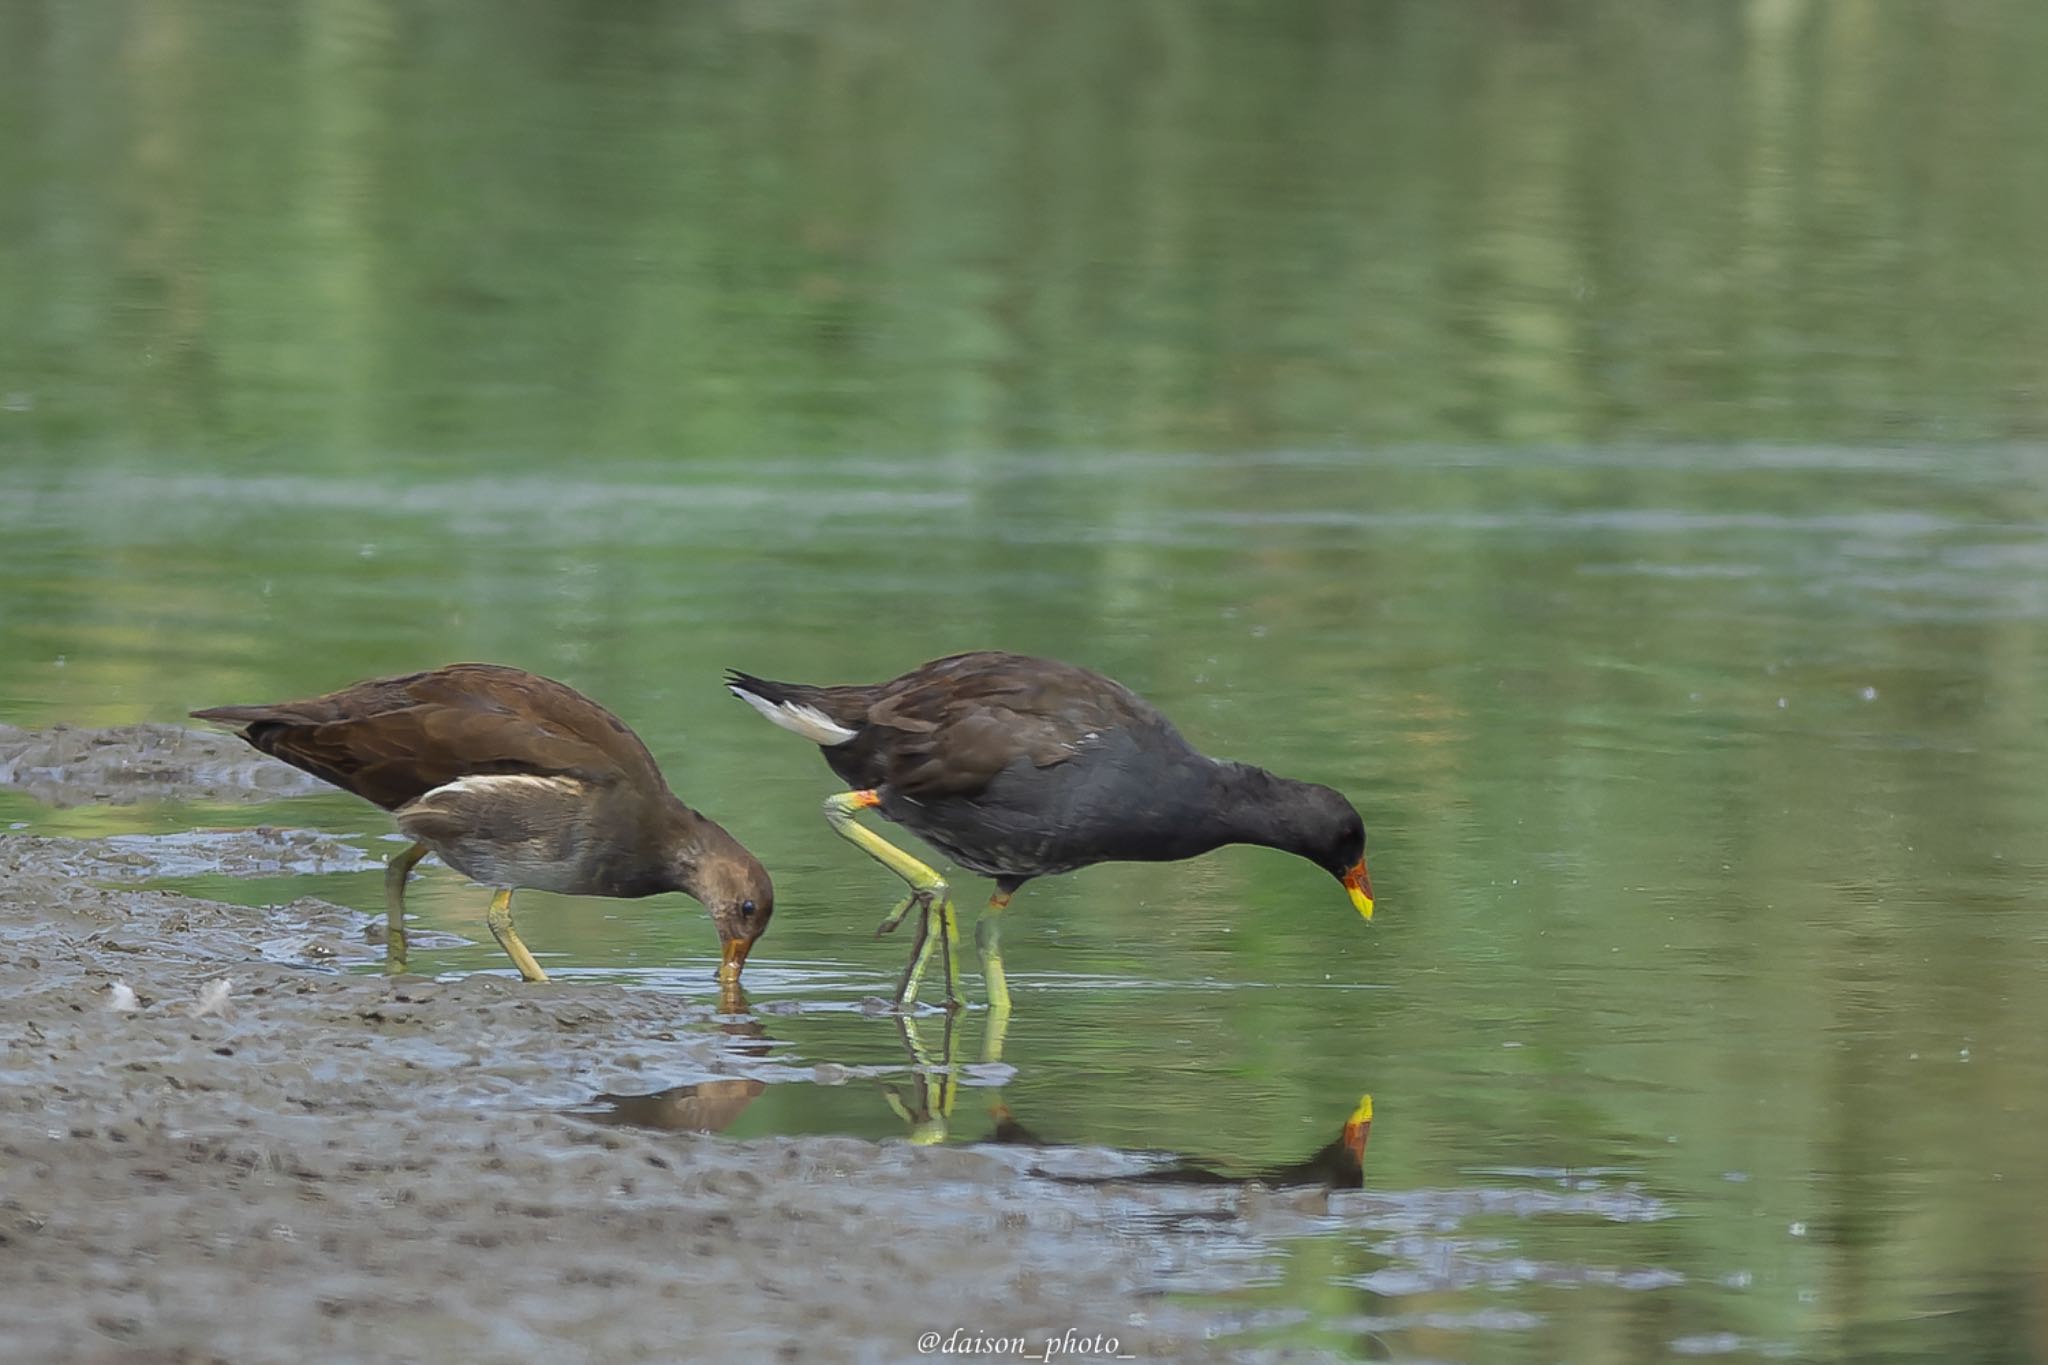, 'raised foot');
875,882,948,938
